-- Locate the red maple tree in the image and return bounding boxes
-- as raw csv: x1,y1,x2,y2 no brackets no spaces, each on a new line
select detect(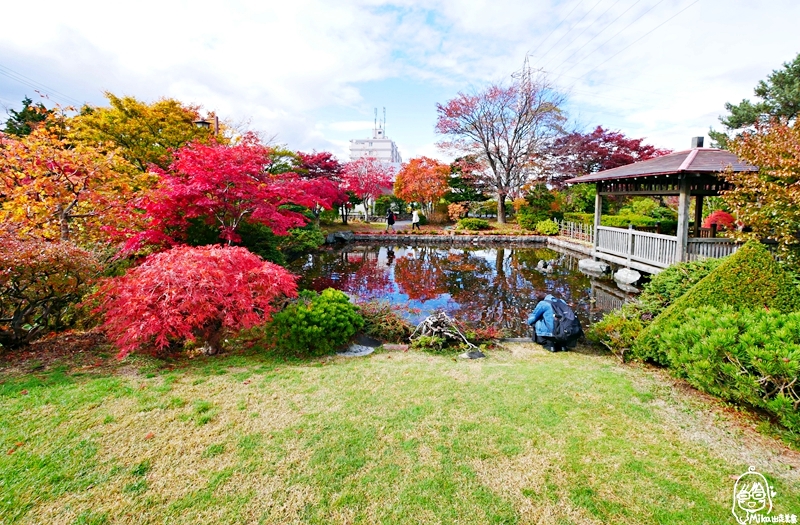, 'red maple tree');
341,157,395,221
125,135,337,252
94,244,297,358
552,126,671,184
